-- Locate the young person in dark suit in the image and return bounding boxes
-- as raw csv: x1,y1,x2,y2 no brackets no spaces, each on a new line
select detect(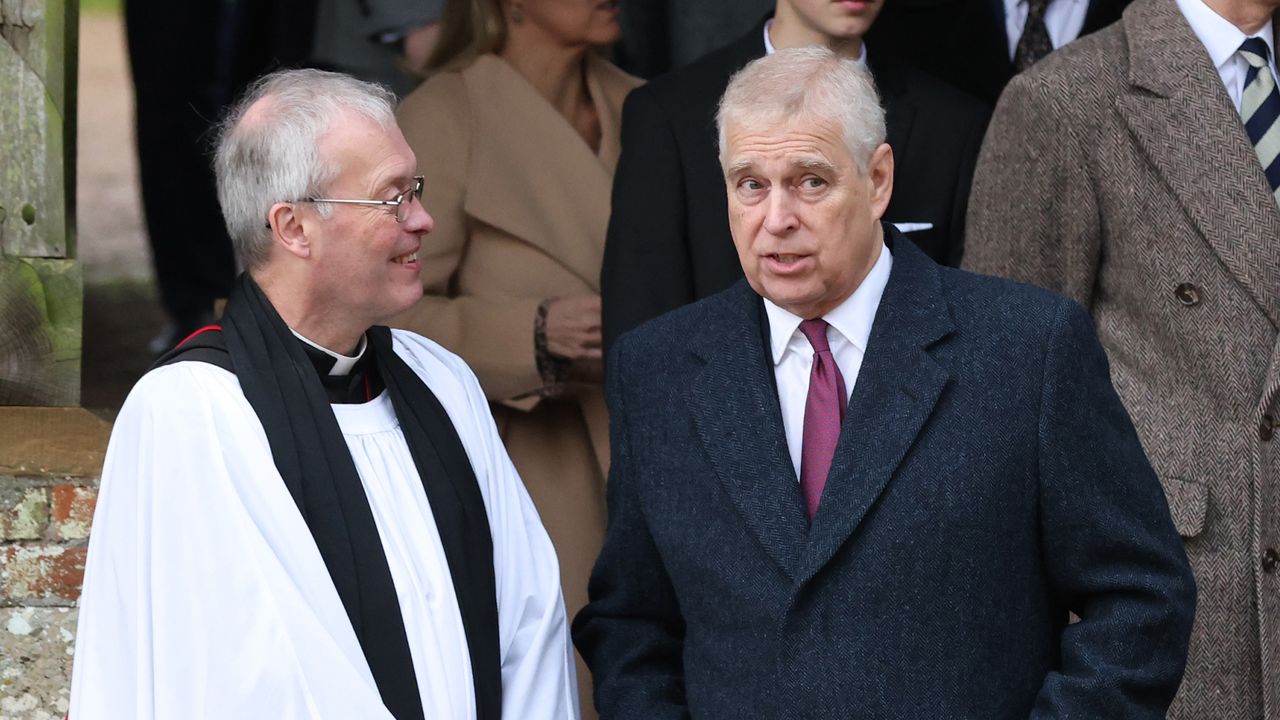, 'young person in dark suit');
600,0,989,356
869,0,1130,105
575,47,1195,720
